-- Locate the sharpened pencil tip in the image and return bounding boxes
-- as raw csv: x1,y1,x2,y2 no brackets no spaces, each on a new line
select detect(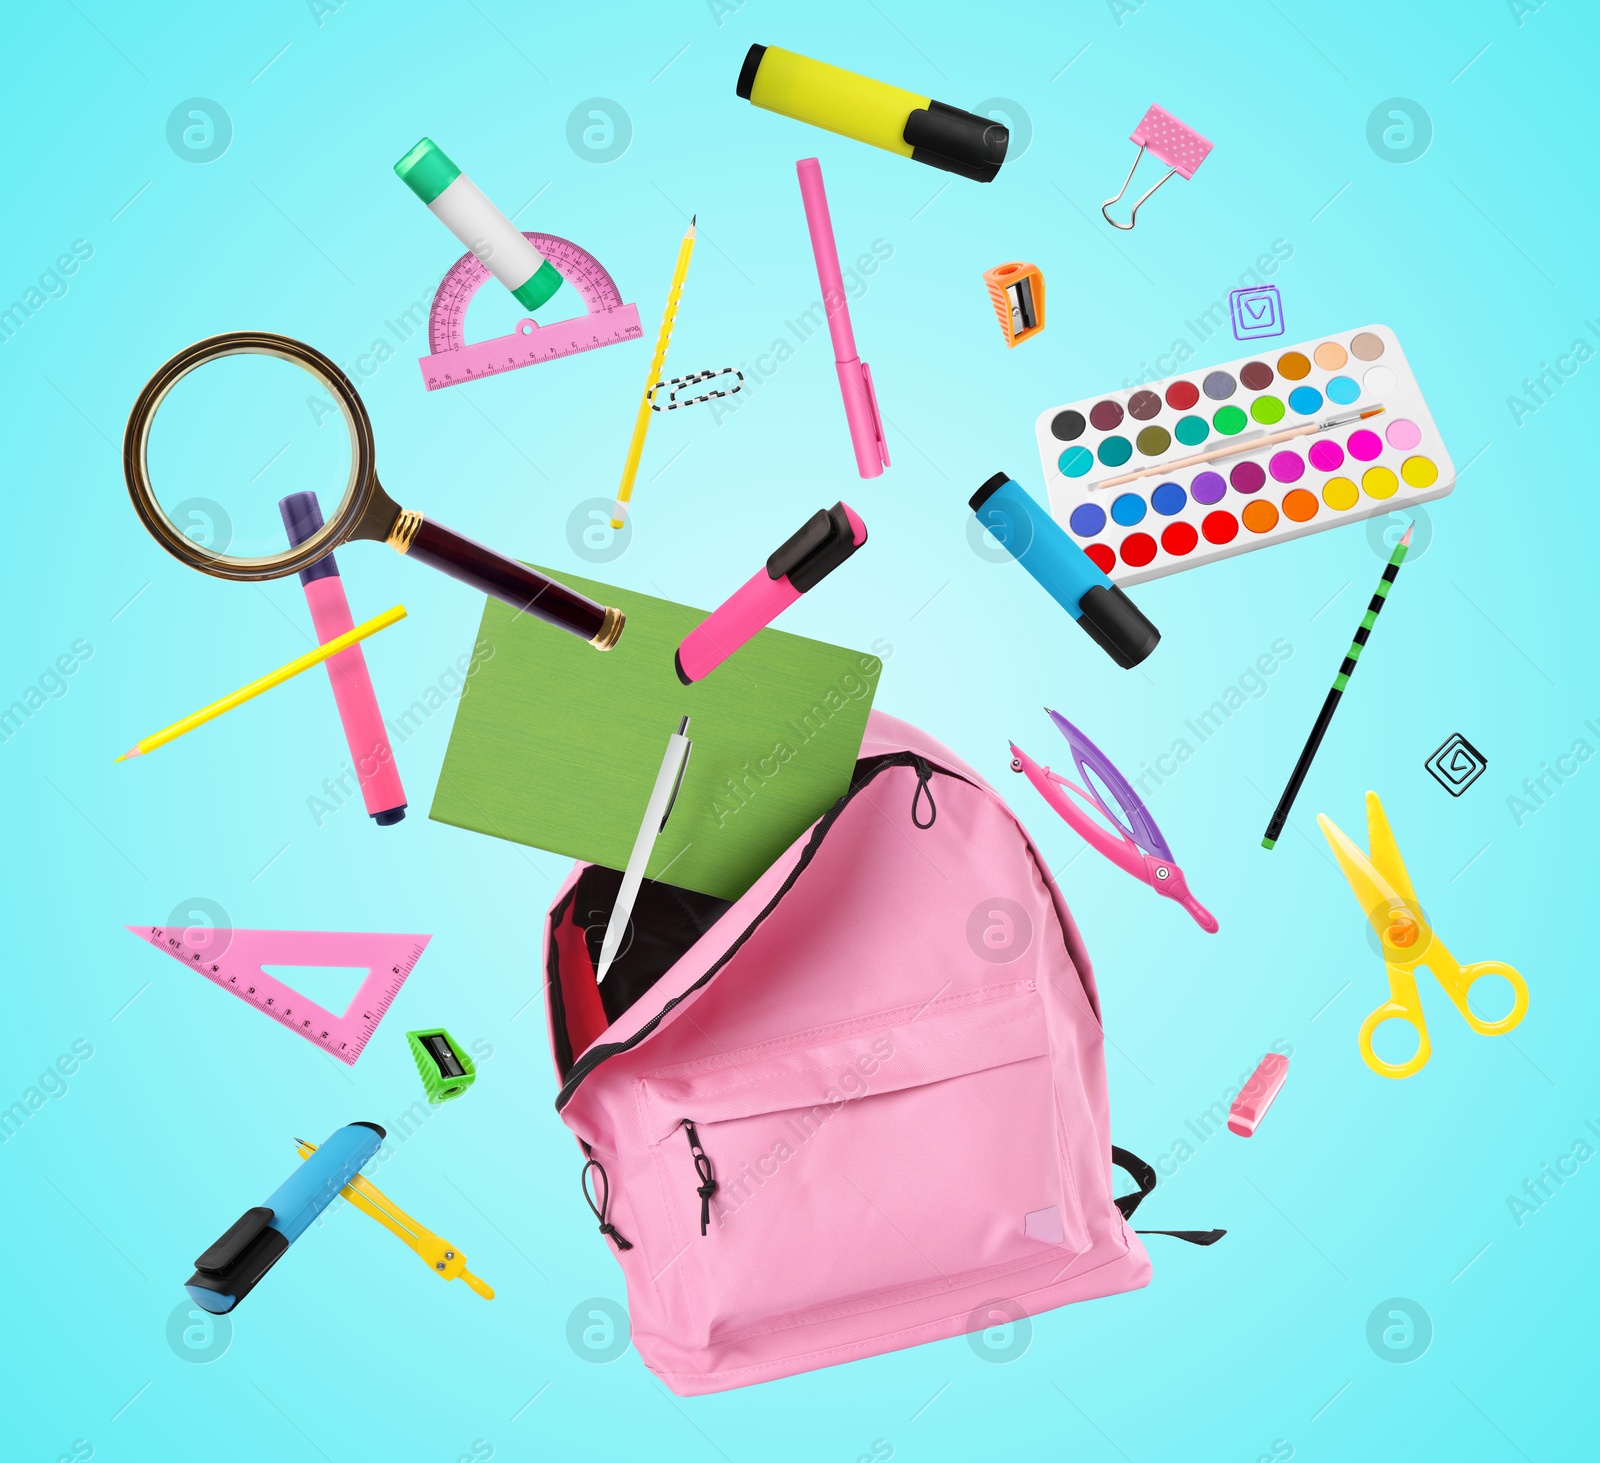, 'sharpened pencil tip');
1400,523,1415,547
